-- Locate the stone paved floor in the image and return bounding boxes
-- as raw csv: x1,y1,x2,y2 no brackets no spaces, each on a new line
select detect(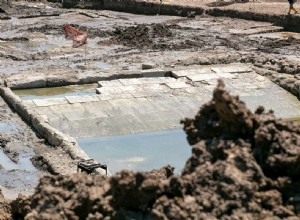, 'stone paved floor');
23,63,300,138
